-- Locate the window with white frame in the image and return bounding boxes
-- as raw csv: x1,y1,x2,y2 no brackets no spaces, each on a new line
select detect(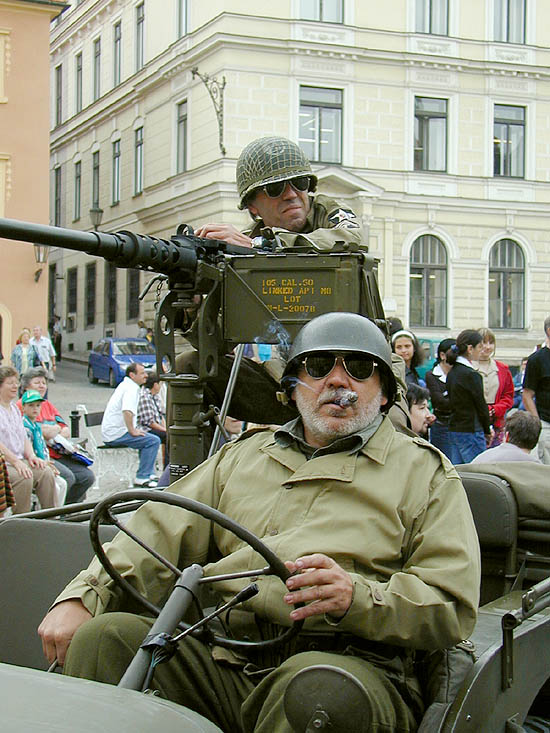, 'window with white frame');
489,239,525,329
176,101,187,173
74,161,81,221
415,0,448,35
494,104,525,178
178,0,188,37
494,0,525,43
55,65,63,126
92,151,100,208
414,97,447,172
300,0,343,23
75,52,83,113
113,21,122,86
93,38,101,101
112,140,121,204
409,235,447,327
299,86,342,164
134,127,143,194
136,3,144,71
